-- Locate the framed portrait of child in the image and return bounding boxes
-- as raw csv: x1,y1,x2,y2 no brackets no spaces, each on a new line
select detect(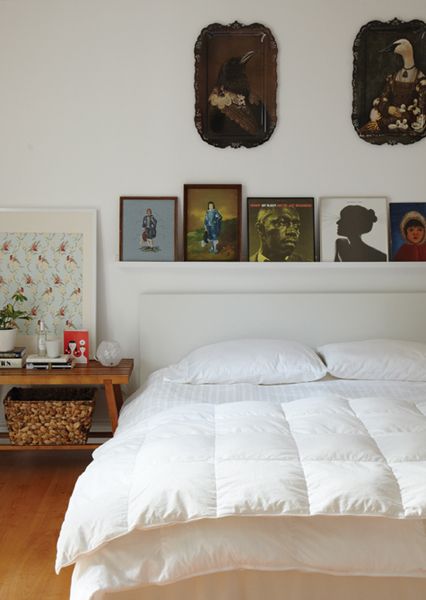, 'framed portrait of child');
390,202,426,261
184,184,242,261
